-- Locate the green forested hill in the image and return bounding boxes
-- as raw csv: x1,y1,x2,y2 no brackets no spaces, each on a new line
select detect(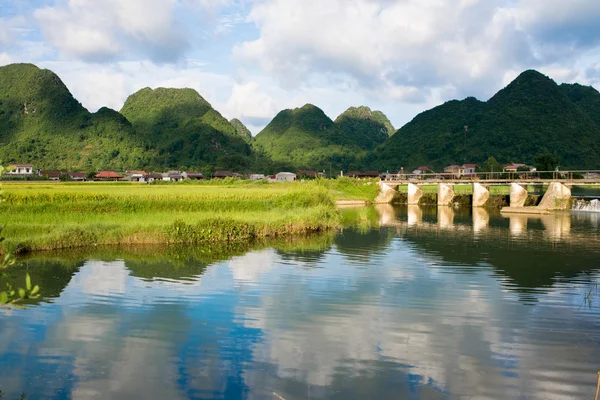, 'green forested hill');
230,118,252,141
120,87,254,170
253,104,396,170
559,83,600,128
0,63,155,170
372,70,600,170
253,104,365,170
334,106,394,150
